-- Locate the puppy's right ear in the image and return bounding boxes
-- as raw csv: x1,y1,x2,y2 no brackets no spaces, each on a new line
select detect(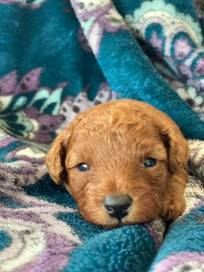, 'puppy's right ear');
45,131,70,185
